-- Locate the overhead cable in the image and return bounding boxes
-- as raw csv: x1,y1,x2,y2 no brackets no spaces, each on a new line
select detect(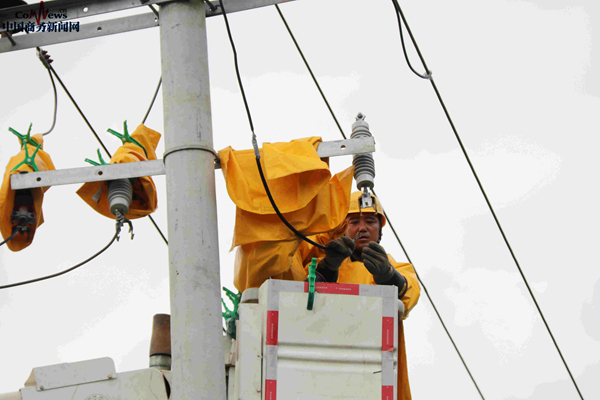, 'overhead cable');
0,219,125,290
218,0,327,251
274,3,485,398
391,1,584,398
